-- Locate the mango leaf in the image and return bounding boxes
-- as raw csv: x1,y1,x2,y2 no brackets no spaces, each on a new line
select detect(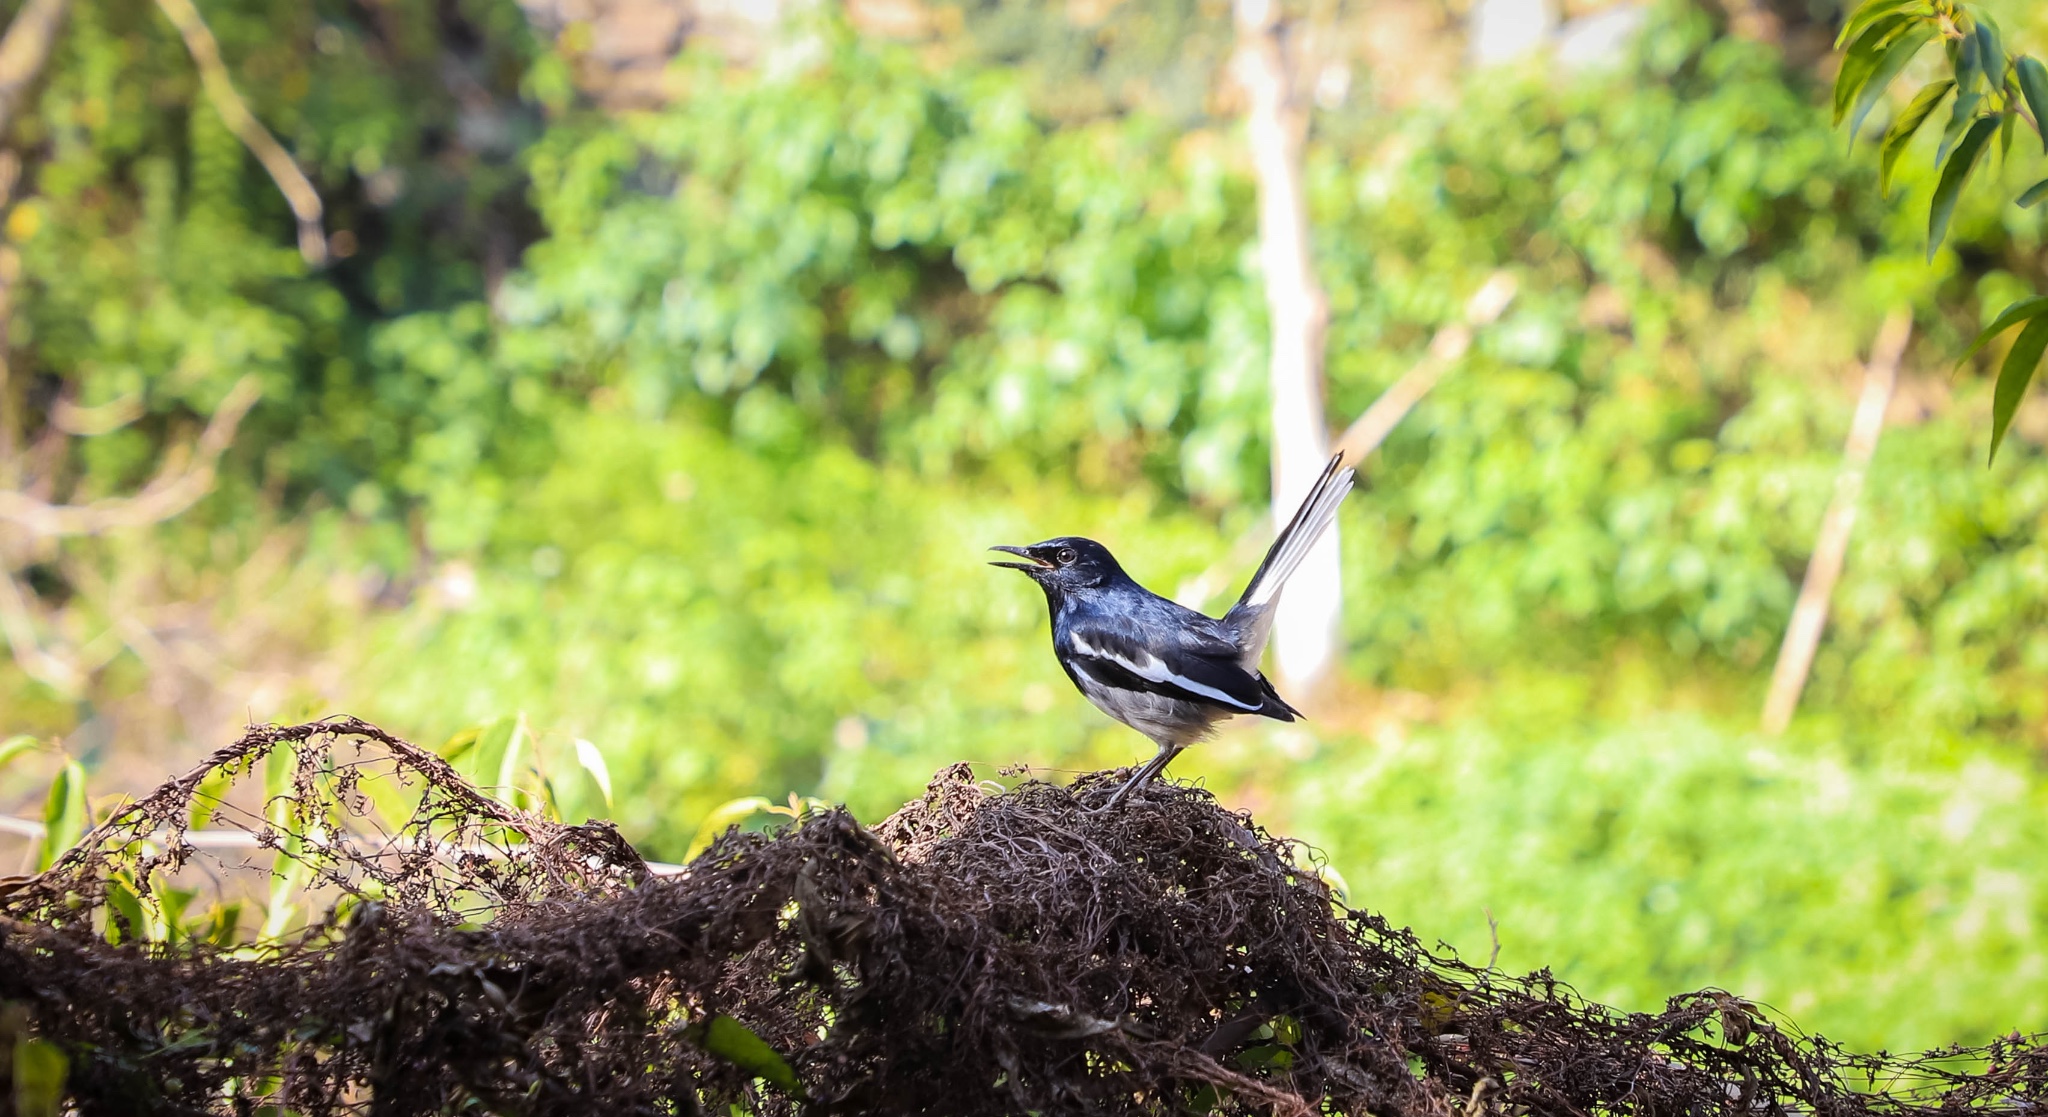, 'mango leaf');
1833,13,1917,125
1880,79,1952,196
36,760,87,872
687,1014,804,1098
2000,107,2016,159
11,1034,68,1117
1960,297,2048,364
1850,28,1934,141
1928,115,1998,258
573,737,613,812
2021,178,2048,207
0,736,37,770
2019,56,2048,153
1990,313,2048,462
1834,0,1922,50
